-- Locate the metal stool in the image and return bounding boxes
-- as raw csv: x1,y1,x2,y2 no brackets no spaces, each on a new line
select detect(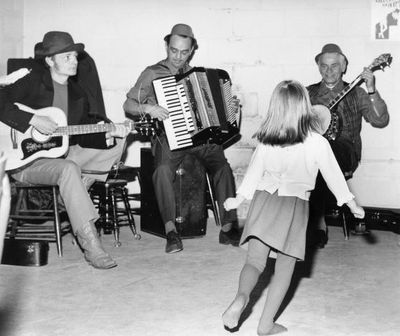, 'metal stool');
89,178,141,247
7,181,70,257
